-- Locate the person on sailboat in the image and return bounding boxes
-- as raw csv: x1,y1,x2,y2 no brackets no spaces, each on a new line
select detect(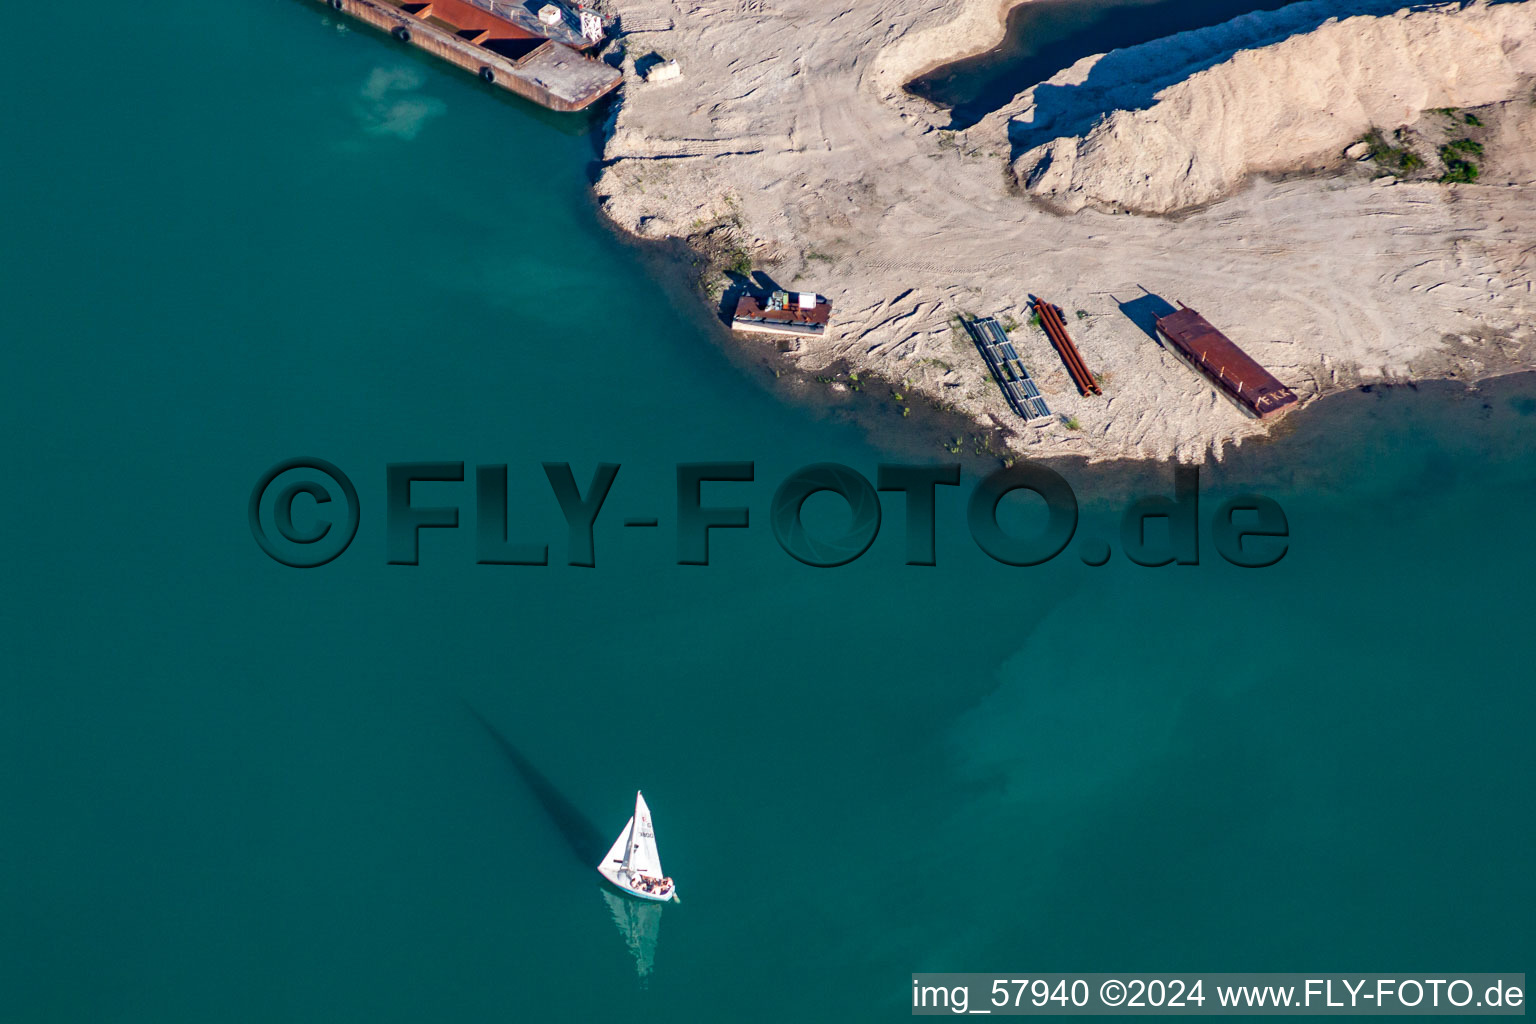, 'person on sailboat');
599,792,677,903
635,875,668,896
